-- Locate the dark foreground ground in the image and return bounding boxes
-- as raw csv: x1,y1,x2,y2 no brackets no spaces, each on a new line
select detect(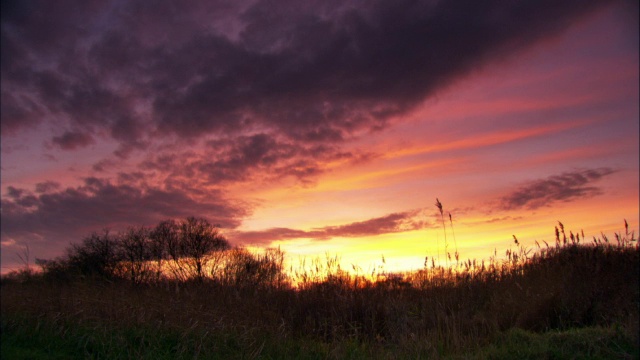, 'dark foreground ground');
2,239,638,359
